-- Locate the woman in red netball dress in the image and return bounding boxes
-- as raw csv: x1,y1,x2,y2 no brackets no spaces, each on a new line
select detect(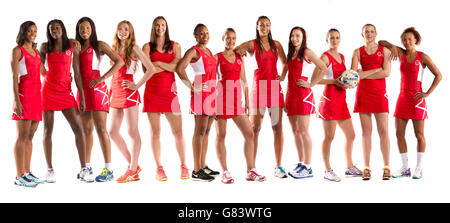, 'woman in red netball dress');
109,20,156,183
75,17,124,182
235,16,288,178
11,21,46,187
176,24,217,182
279,26,328,179
215,28,266,184
351,24,392,180
317,29,363,182
379,27,441,179
39,19,91,183
142,16,189,181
